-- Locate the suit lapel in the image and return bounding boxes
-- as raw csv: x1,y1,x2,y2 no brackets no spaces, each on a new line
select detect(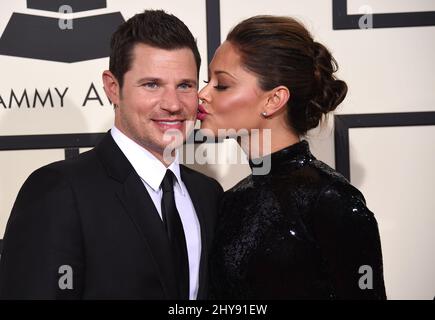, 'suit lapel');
116,173,180,299
180,167,210,299
96,132,179,299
